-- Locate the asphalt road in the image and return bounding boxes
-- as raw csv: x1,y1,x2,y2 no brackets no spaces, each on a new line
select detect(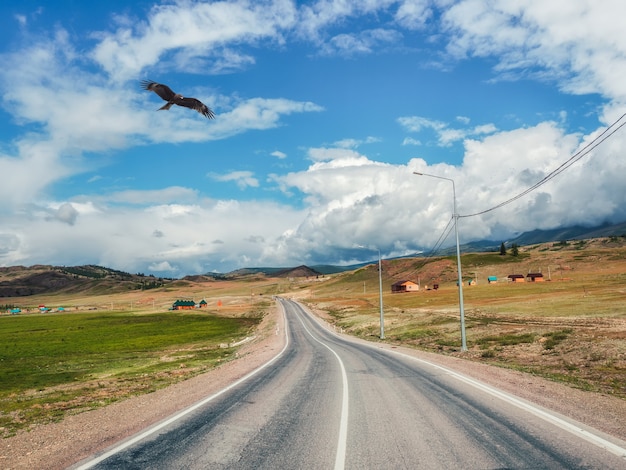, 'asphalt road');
76,297,626,469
